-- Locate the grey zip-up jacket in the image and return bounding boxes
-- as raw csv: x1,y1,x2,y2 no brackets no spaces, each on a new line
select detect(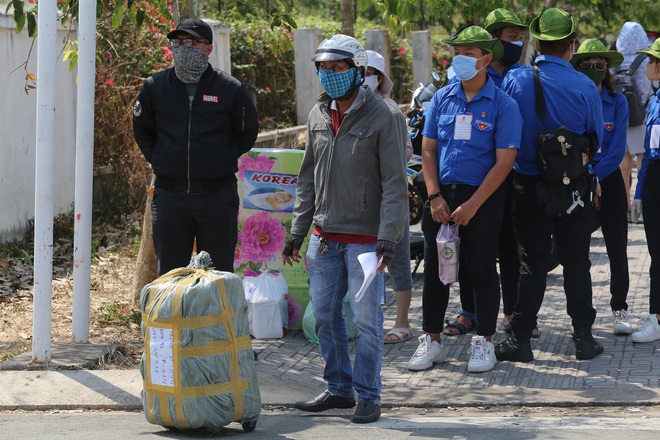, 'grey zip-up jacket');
291,86,408,244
